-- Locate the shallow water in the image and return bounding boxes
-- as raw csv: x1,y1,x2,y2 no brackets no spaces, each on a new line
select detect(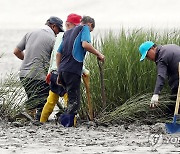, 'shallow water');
0,29,31,80
0,28,103,80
